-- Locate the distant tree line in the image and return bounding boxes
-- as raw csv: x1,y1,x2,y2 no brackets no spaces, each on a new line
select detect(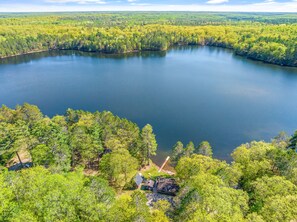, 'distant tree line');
0,13,296,66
